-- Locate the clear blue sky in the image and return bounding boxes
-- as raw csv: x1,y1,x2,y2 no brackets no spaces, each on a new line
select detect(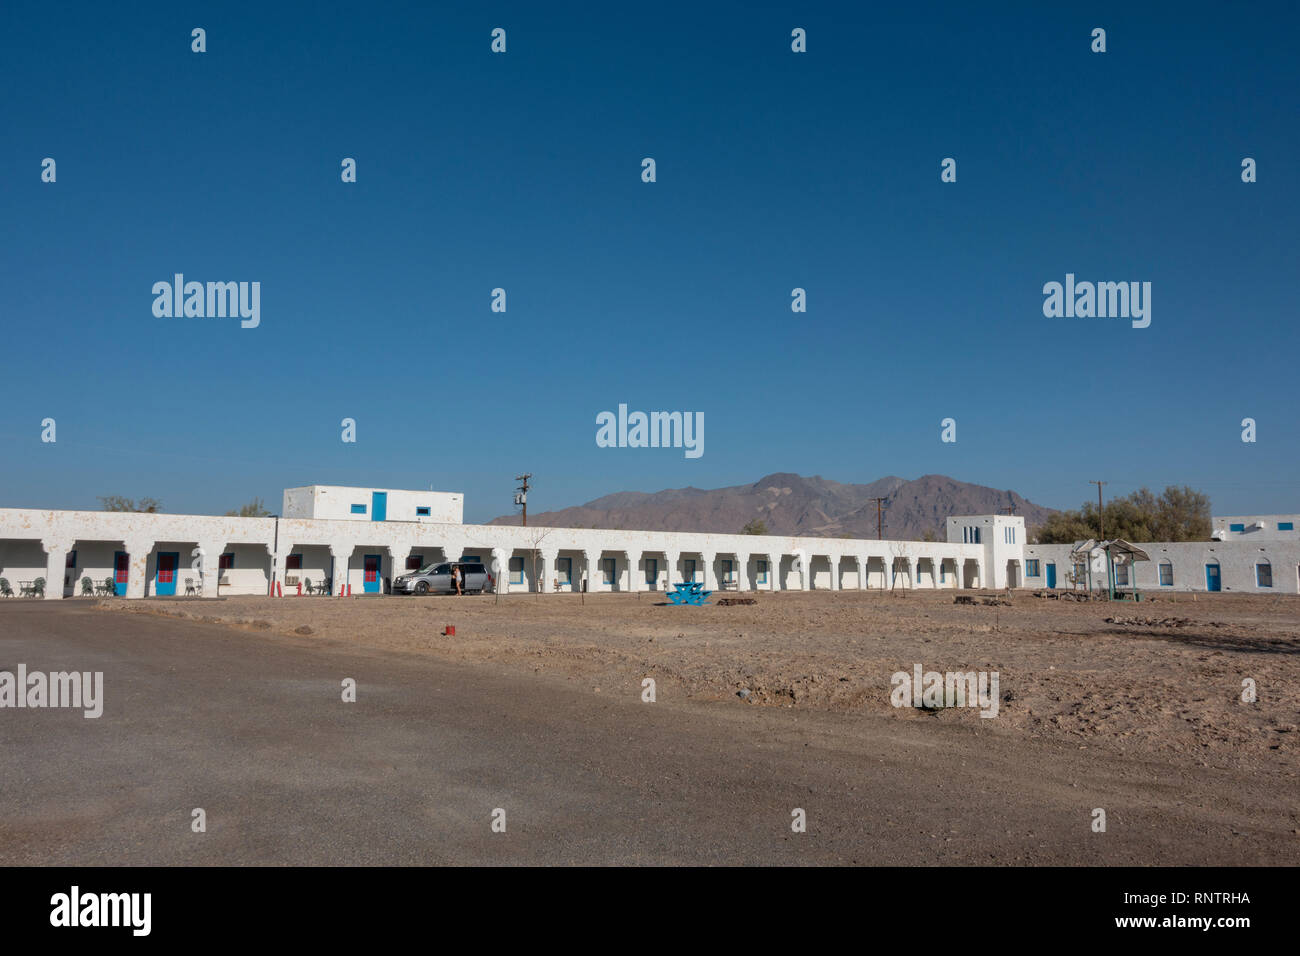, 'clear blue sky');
2,1,1297,522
